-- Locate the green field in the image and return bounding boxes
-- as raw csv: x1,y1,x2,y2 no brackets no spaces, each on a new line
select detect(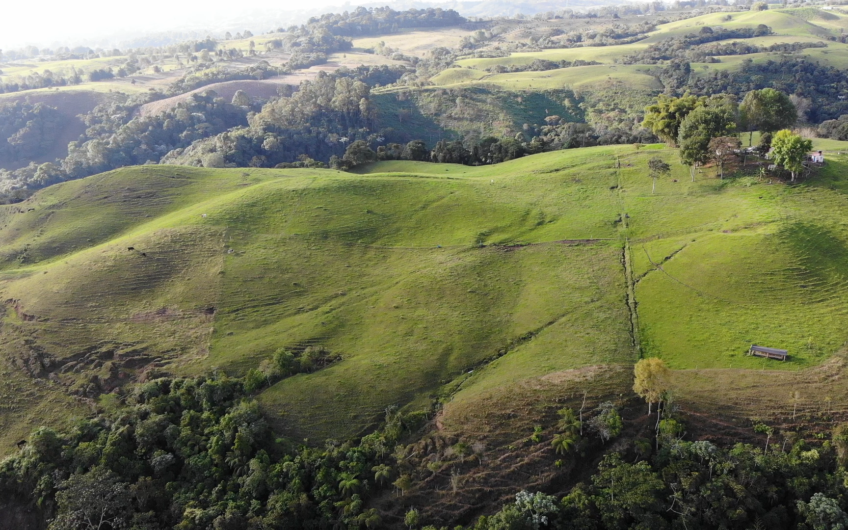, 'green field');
430,64,662,91
353,28,474,57
3,144,848,445
440,8,848,93
0,55,124,79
